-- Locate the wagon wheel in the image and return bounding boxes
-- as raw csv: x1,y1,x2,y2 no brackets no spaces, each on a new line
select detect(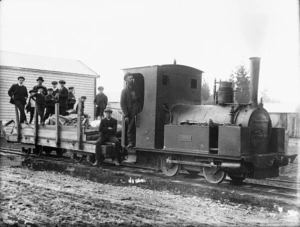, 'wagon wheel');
87,154,96,164
22,147,31,155
73,153,85,163
45,150,52,155
161,154,181,177
35,145,43,156
203,166,226,184
56,149,63,157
